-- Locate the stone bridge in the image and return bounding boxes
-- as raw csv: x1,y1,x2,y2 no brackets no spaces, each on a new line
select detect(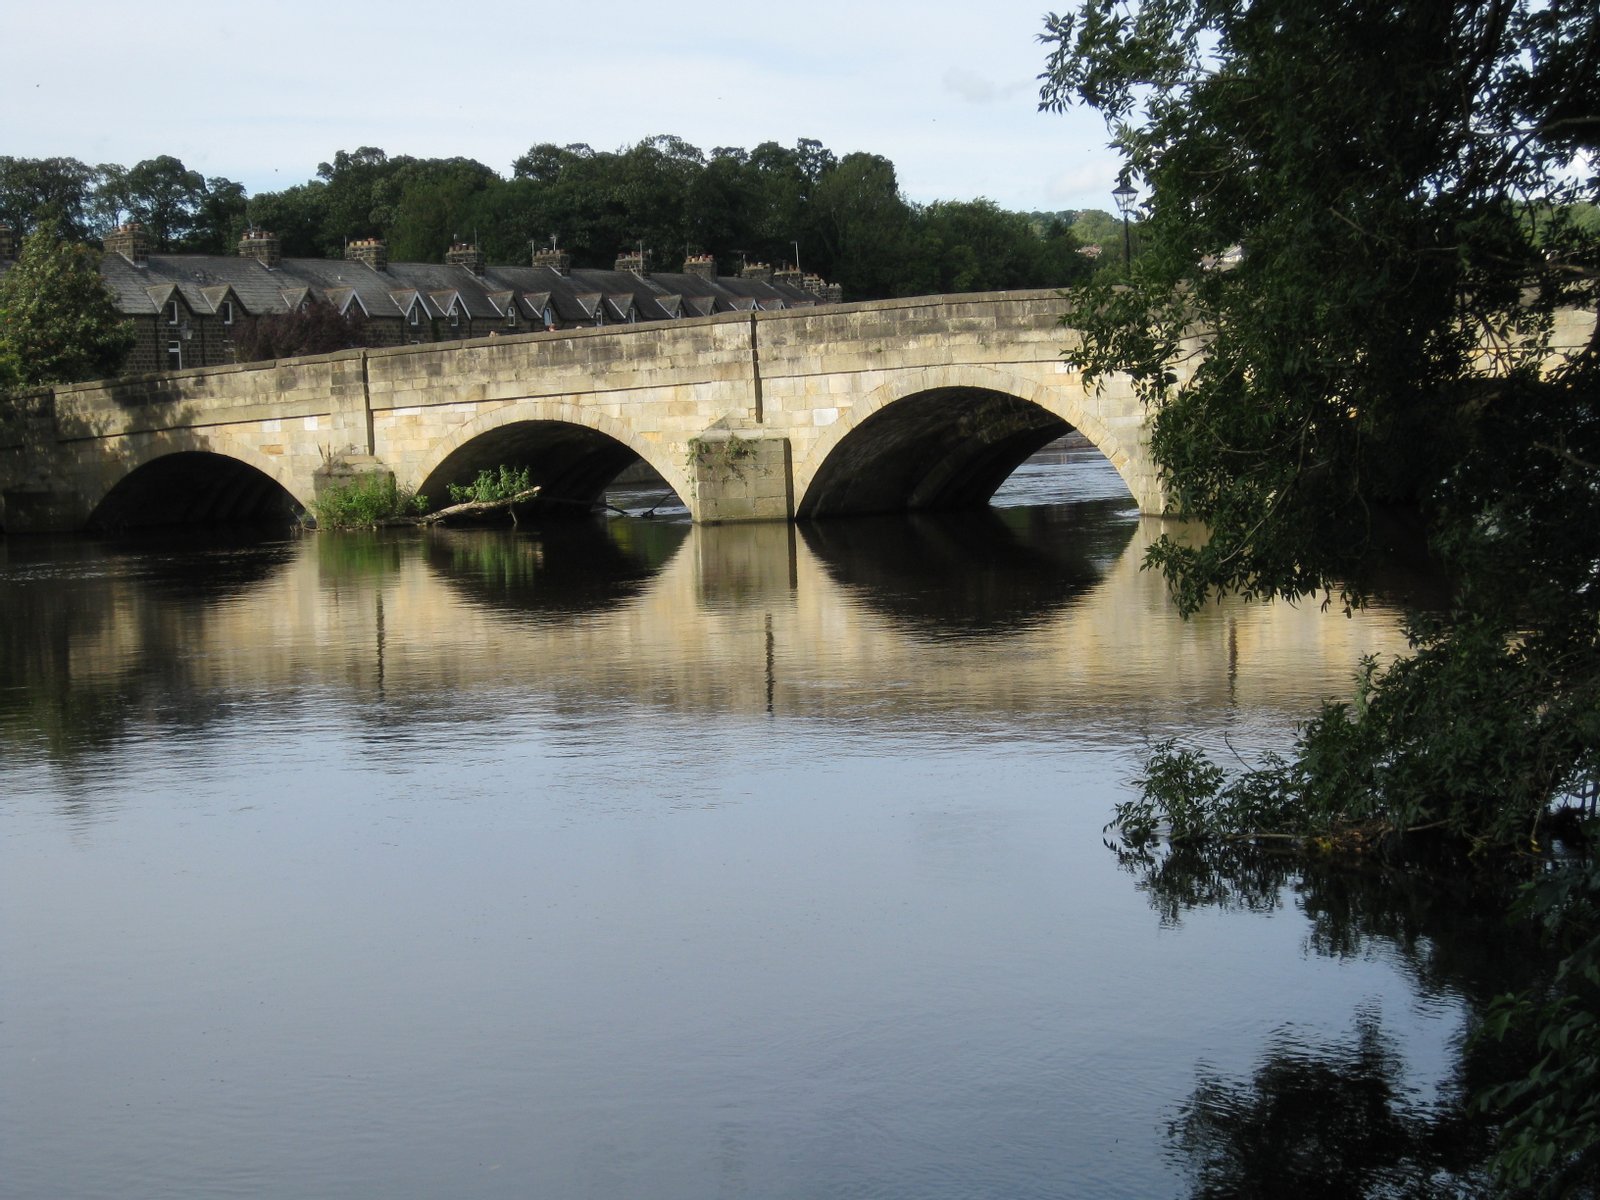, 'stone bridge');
0,291,1163,533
